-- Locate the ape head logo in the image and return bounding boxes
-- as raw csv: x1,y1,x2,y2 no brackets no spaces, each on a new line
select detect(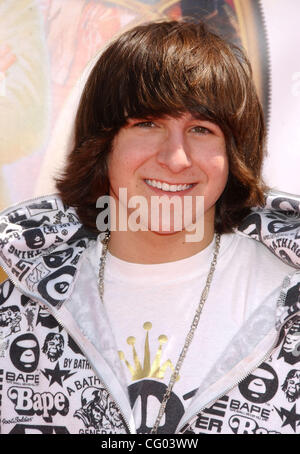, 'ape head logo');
23,229,45,249
238,362,278,404
10,333,40,372
37,266,76,307
43,249,73,268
